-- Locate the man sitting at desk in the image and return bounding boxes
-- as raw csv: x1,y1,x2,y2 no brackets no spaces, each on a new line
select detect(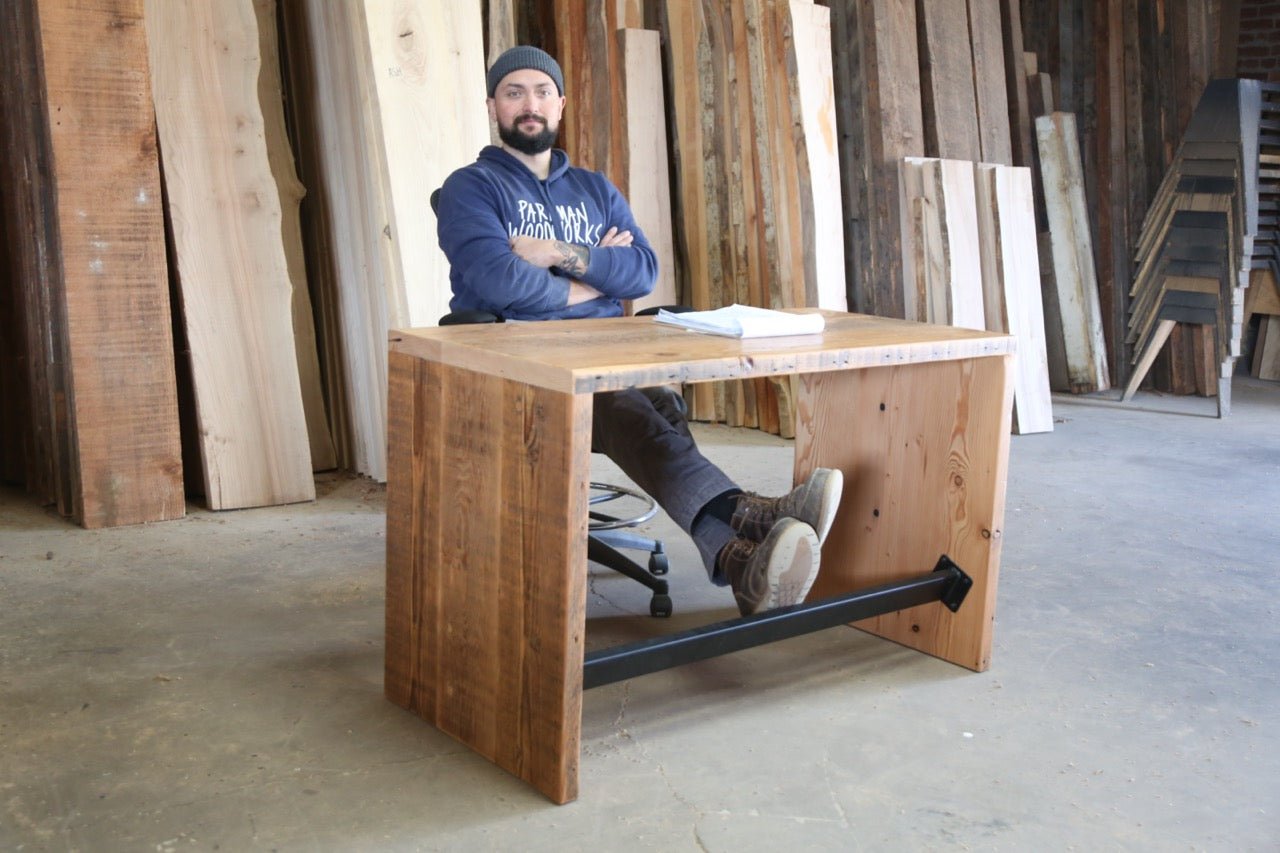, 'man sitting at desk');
434,45,843,616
